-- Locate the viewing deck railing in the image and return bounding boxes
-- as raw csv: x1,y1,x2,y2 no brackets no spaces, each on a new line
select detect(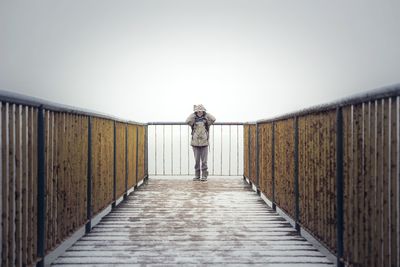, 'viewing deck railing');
0,91,148,267
0,84,399,267
147,122,243,176
244,84,400,267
